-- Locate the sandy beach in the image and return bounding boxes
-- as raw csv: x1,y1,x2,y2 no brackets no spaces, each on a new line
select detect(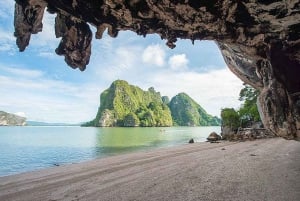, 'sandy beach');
0,138,299,201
